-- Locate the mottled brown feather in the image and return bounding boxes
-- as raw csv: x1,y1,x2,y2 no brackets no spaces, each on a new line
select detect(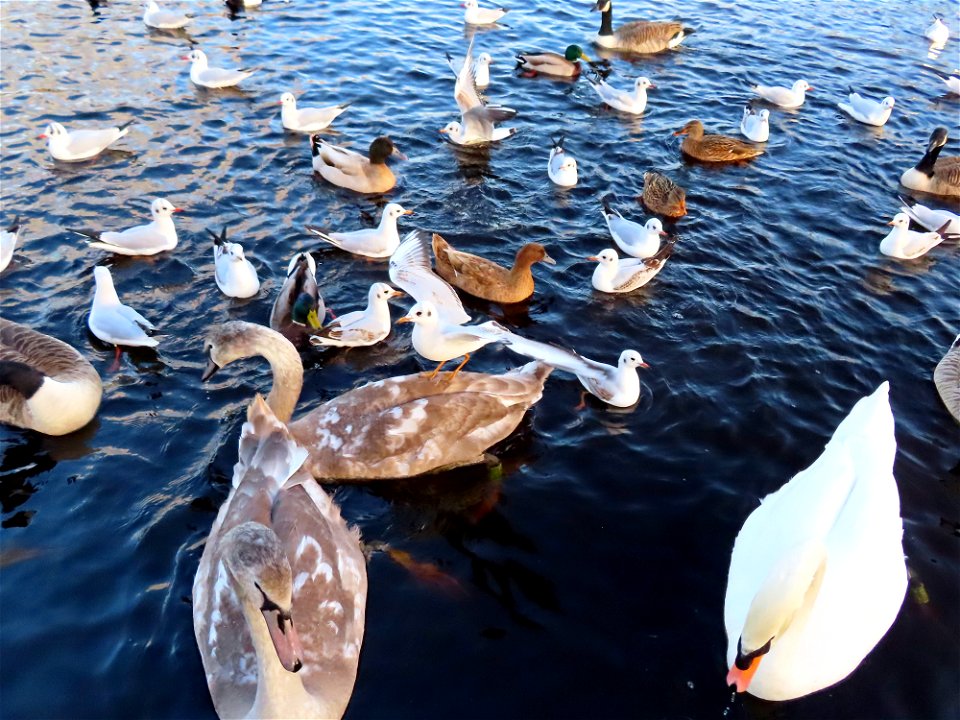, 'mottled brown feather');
642,171,687,217
934,338,960,423
432,233,551,303
613,20,683,53
677,120,764,163
934,156,960,189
